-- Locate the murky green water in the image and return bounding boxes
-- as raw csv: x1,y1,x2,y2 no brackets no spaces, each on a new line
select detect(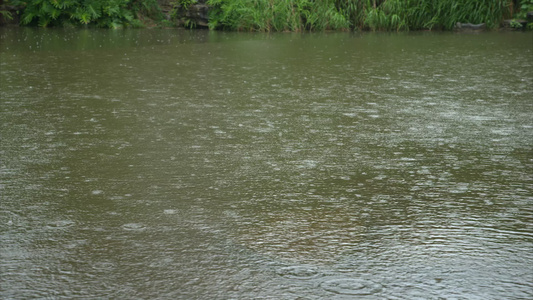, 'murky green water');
1,27,532,299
